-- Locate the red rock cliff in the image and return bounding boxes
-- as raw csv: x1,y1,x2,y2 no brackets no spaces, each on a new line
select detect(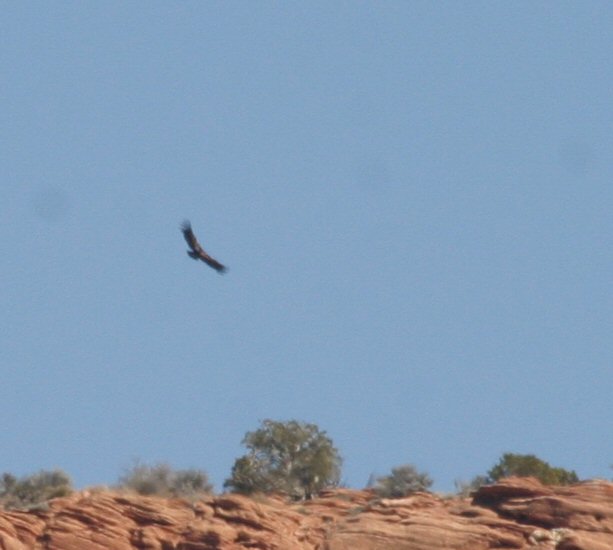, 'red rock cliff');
0,477,611,549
